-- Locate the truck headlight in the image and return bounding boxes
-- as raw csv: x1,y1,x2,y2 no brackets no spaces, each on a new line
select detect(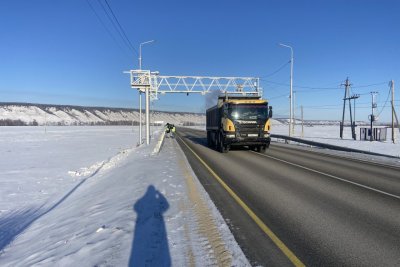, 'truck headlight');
226,134,235,138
